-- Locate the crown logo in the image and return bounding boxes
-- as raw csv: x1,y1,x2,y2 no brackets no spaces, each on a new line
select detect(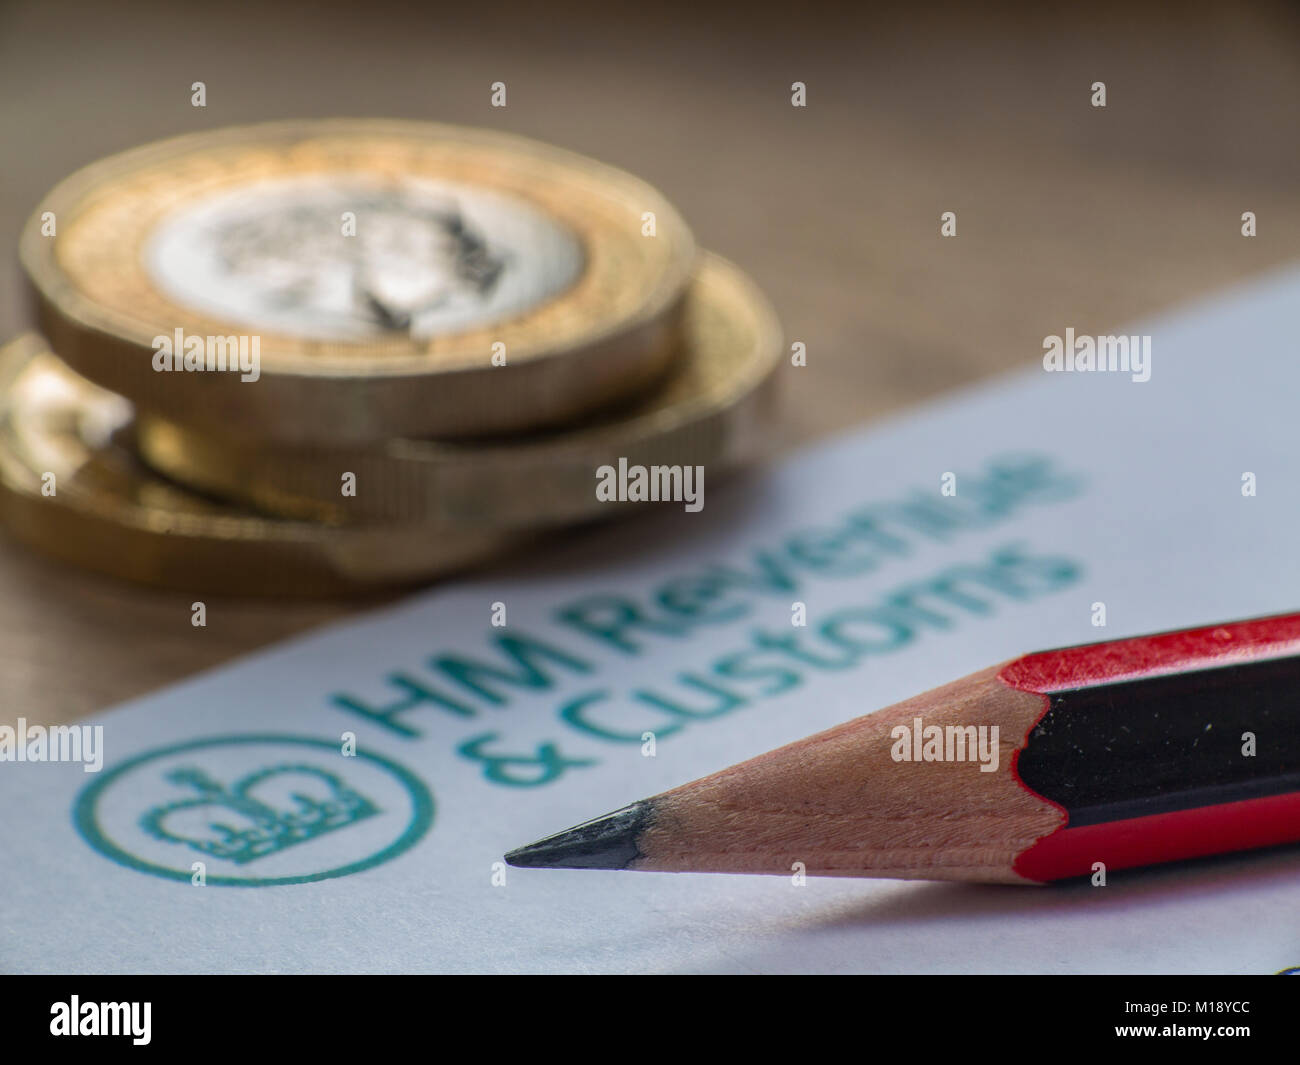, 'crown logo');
139,764,380,864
